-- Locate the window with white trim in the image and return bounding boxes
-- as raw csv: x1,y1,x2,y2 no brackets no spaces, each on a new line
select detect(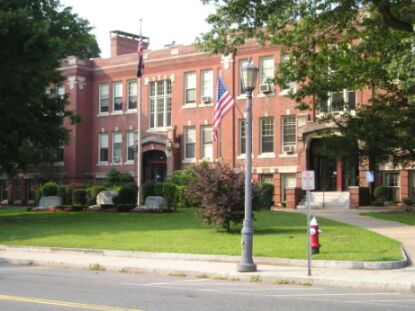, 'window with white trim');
126,131,137,162
201,125,213,160
382,171,400,202
127,80,137,110
184,127,196,160
320,89,356,113
98,133,108,162
113,82,123,111
238,59,249,95
260,117,274,154
184,72,196,105
282,115,296,152
239,119,246,155
259,56,274,85
99,84,109,113
112,132,122,163
201,70,213,102
149,80,172,129
279,54,296,94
